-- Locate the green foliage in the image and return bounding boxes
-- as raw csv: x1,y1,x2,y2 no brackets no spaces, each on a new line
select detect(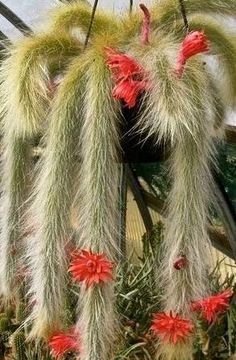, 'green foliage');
134,162,169,201
193,267,236,359
115,224,162,359
115,258,158,359
142,221,163,260
218,143,236,213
